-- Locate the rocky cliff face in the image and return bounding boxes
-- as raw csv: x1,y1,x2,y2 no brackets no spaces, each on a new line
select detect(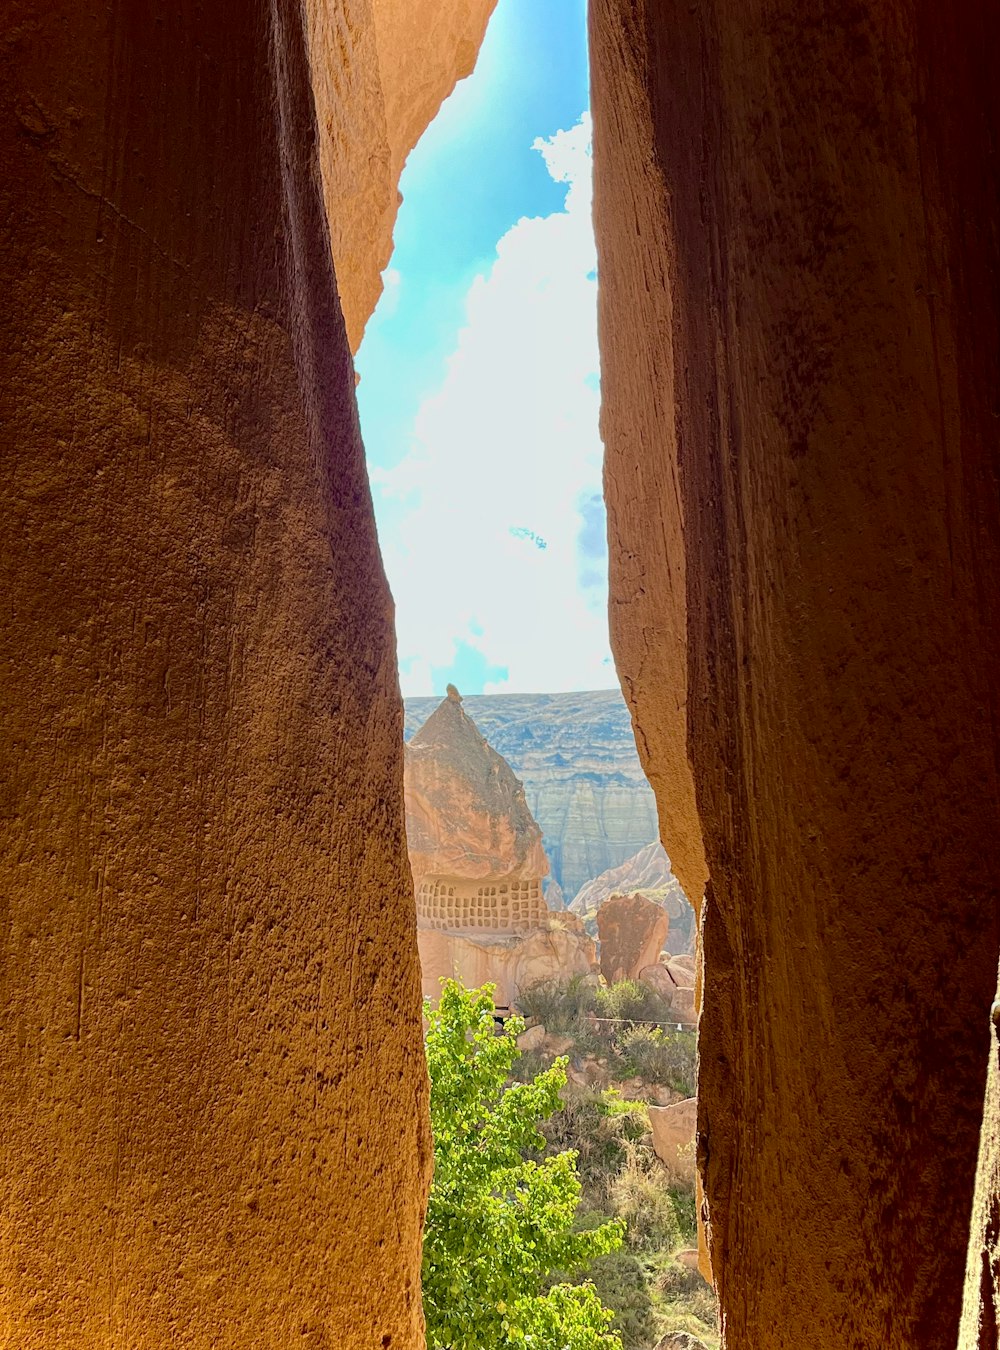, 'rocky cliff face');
591,0,1000,1344
405,690,661,901
308,0,498,350
0,1,501,1343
